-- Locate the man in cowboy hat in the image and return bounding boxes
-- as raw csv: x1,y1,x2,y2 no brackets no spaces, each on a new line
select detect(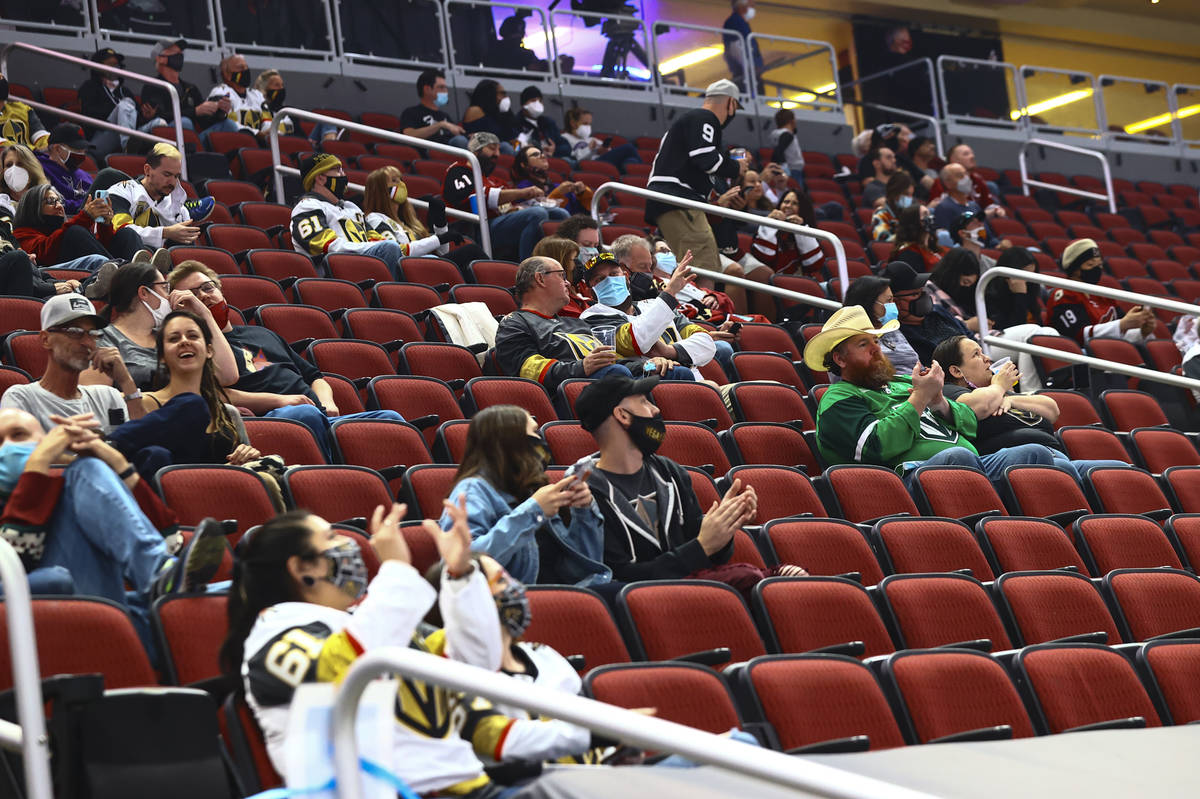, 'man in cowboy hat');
805,305,1055,486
